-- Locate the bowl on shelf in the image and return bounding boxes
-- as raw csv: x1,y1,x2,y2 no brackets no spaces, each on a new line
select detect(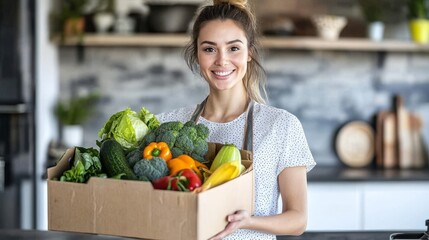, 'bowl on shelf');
311,15,347,40
146,3,199,33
